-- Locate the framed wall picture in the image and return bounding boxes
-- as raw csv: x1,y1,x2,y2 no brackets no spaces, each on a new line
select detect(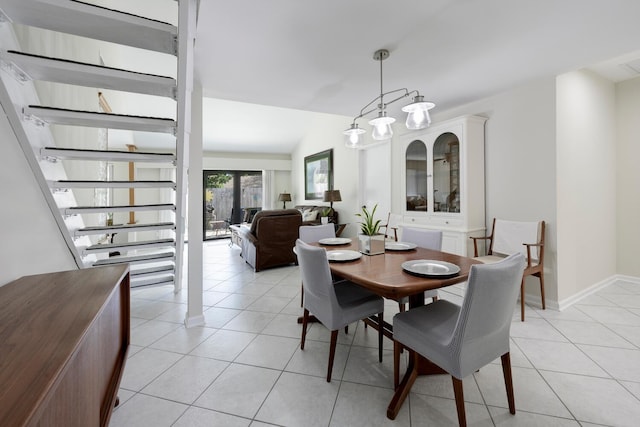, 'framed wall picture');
304,149,333,200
